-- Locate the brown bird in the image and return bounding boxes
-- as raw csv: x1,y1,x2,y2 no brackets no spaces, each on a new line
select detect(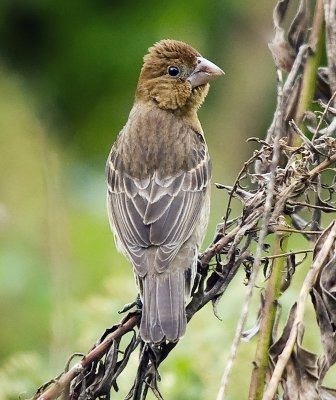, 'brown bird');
106,39,224,343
